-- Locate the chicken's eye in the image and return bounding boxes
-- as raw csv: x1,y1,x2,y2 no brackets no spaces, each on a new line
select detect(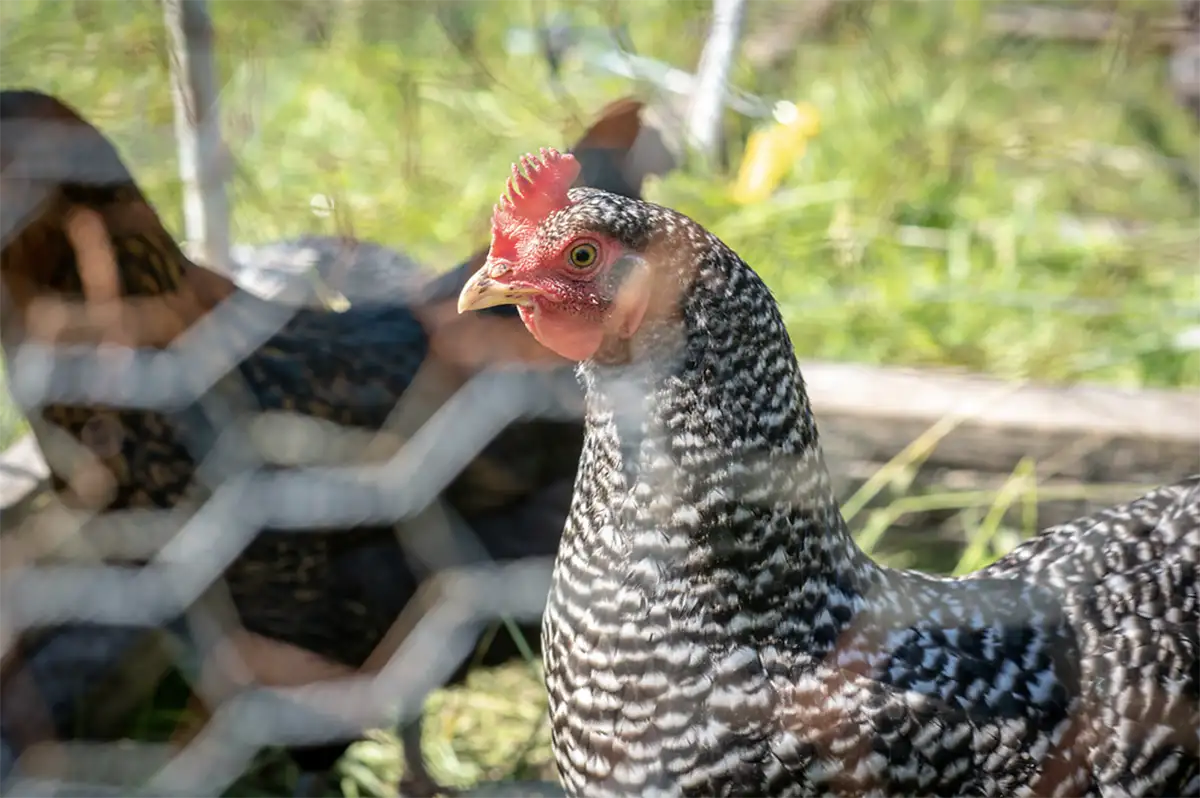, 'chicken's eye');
567,242,599,270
